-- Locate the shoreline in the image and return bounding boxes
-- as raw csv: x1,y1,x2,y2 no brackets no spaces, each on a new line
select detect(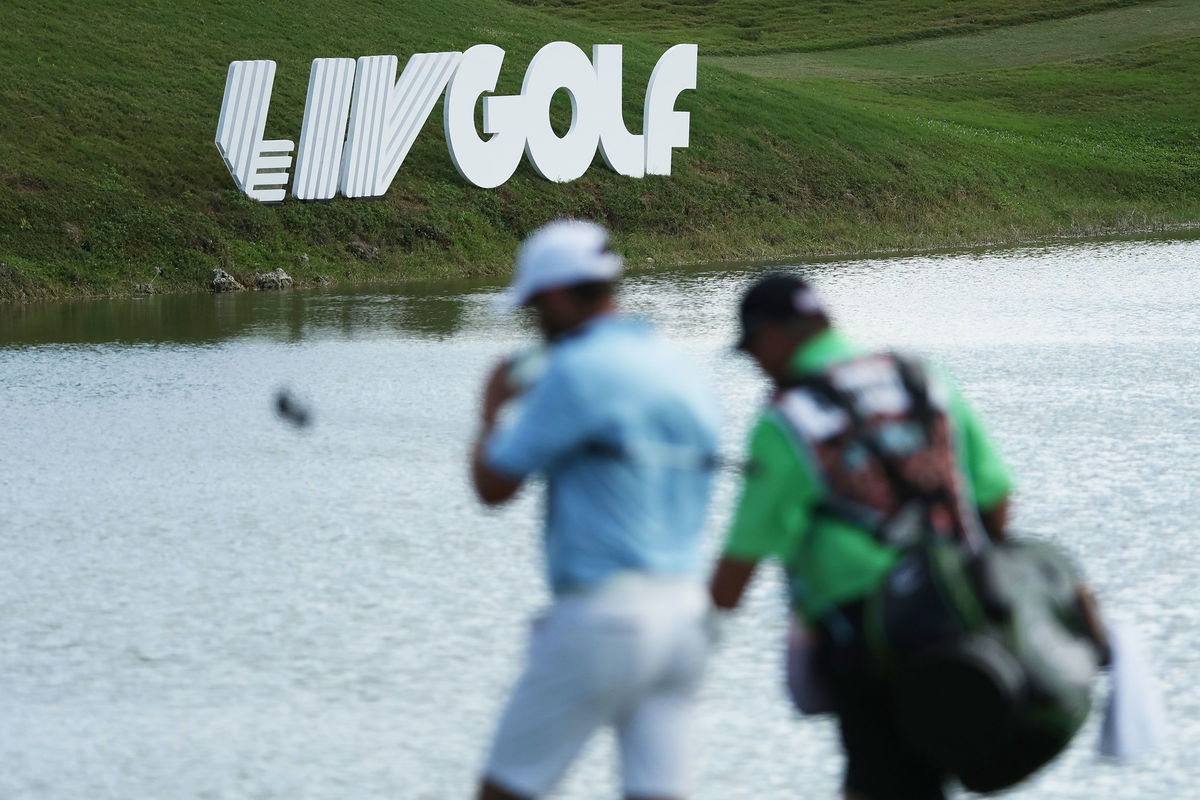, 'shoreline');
660,221,1200,272
4,220,1198,307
